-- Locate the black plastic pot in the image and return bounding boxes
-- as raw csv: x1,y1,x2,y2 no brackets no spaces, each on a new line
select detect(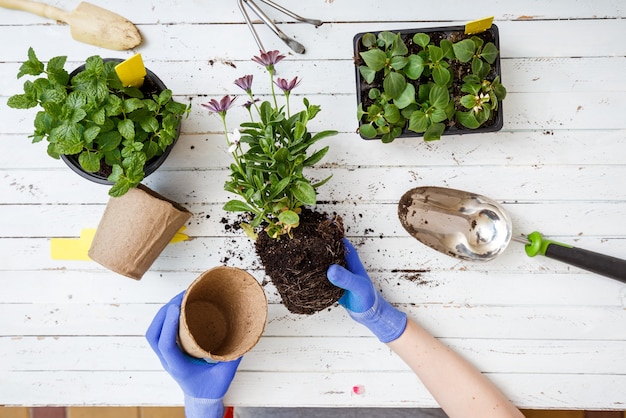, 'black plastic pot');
60,59,180,185
354,24,504,140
